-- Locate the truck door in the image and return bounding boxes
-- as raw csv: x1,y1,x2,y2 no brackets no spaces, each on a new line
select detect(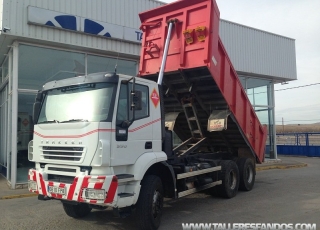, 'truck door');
110,81,153,166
